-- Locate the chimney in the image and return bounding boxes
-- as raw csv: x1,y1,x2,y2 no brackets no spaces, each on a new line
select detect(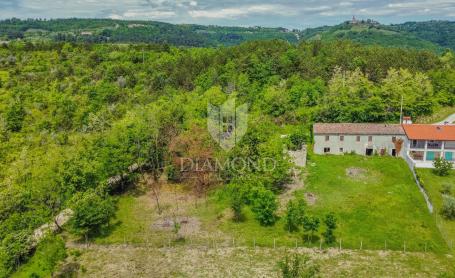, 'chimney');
402,116,412,125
